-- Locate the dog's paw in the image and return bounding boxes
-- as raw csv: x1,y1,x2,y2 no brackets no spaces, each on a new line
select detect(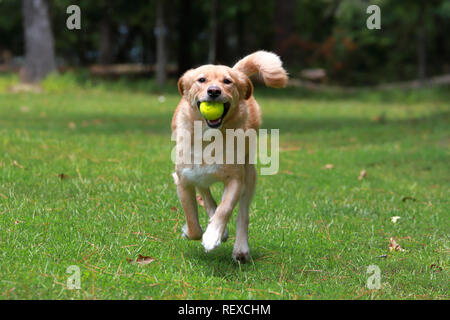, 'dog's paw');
232,249,250,263
181,224,202,240
202,226,223,252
